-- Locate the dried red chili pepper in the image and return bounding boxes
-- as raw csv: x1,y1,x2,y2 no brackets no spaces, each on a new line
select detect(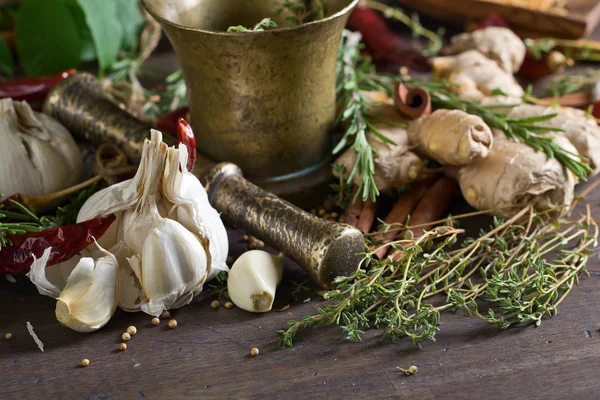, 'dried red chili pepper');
156,107,189,138
518,50,572,79
0,69,76,103
468,13,509,32
0,214,116,275
592,101,600,119
347,7,430,72
177,118,197,172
